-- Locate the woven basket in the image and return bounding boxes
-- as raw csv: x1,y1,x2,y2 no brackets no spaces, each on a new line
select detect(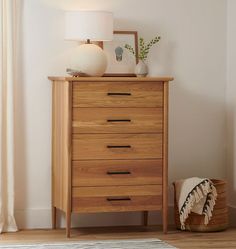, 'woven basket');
174,179,228,232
